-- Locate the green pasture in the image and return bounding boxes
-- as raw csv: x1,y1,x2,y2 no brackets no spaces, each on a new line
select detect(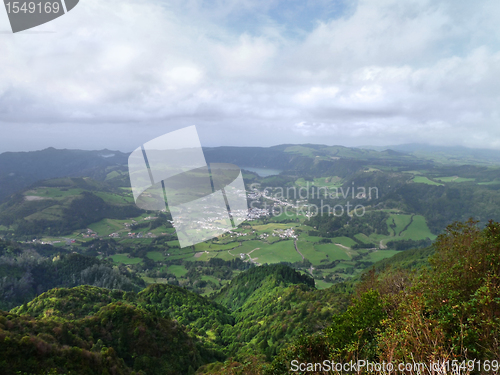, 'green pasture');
478,180,500,185
207,251,235,261
284,145,317,157
366,250,400,263
94,191,134,204
354,233,374,244
299,232,326,243
296,240,322,265
314,243,351,261
105,171,123,180
88,219,125,236
142,276,156,284
251,241,302,264
167,265,188,278
412,176,443,186
236,240,265,254
146,251,166,261
435,176,475,183
268,211,302,221
201,275,220,284
168,253,196,261
386,214,413,236
24,187,84,199
314,279,336,290
251,223,299,232
401,215,436,240
330,236,357,247
194,241,240,251
25,205,65,221
295,176,342,189
111,254,143,265
403,170,423,175
118,238,155,246
189,251,219,262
